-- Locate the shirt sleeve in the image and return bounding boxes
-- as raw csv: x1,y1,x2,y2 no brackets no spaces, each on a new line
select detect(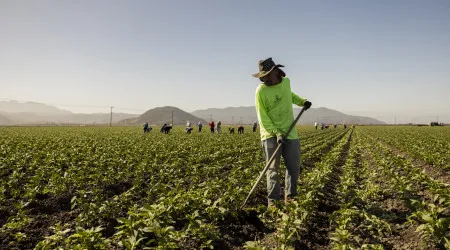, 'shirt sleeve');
292,92,307,107
255,88,282,137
